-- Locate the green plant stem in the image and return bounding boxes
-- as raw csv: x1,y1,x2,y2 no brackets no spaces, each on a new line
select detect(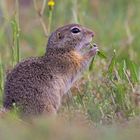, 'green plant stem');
48,9,53,35
0,55,4,95
15,0,20,63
